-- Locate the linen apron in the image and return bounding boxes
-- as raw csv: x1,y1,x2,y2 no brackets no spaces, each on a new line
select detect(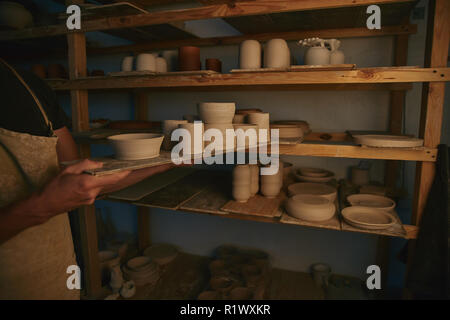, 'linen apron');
0,59,79,300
